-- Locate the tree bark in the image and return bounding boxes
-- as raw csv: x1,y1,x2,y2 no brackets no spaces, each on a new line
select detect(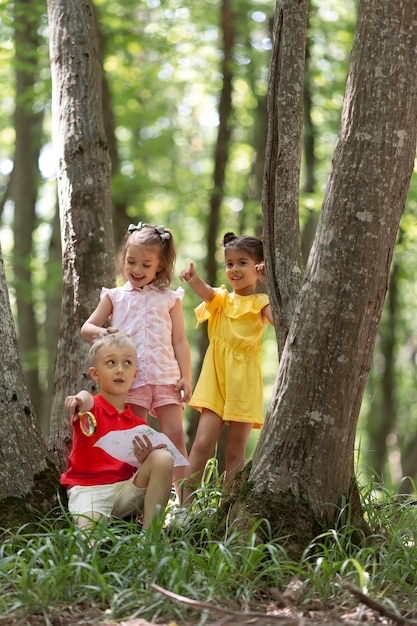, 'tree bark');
46,0,115,470
0,242,60,524
39,204,62,436
230,0,417,557
262,0,307,355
